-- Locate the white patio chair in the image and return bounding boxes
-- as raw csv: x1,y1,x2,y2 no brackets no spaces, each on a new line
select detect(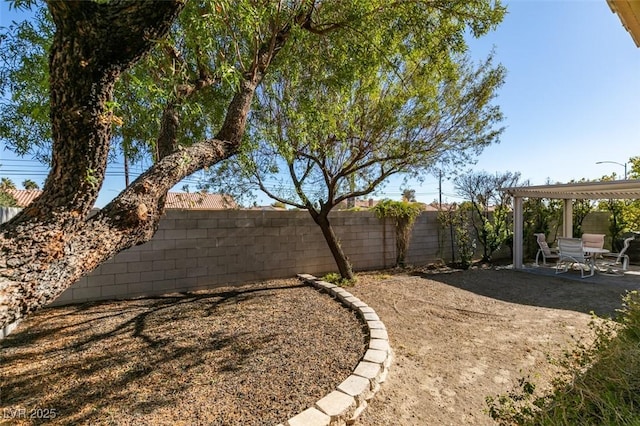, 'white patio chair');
598,236,634,272
555,237,594,278
581,233,605,250
534,233,559,266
